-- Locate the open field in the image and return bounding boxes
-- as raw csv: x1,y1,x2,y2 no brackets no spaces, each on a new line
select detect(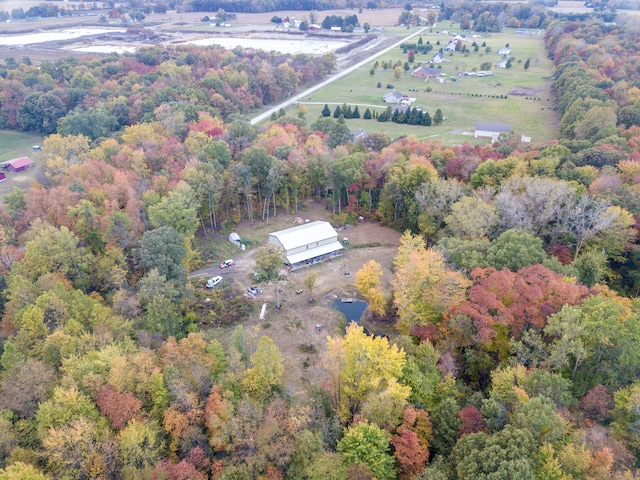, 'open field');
0,129,42,161
292,29,558,144
0,130,42,196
